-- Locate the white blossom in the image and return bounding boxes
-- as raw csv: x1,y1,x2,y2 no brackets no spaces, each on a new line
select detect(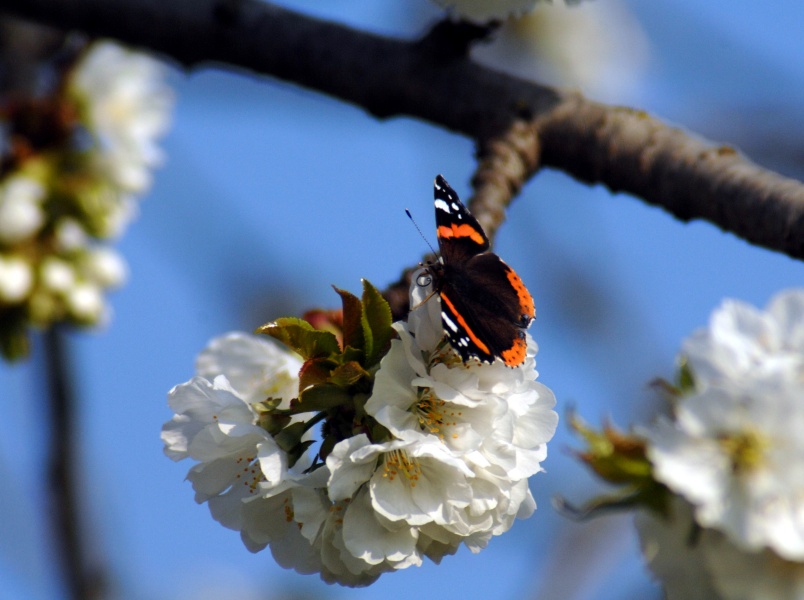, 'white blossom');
163,375,279,527
327,432,475,531
53,218,88,251
0,174,46,244
637,497,804,600
163,333,329,575
82,247,128,288
40,257,76,294
683,291,804,386
195,332,302,406
643,290,804,560
65,281,106,324
636,498,726,600
164,271,557,586
360,274,557,549
471,1,649,101
70,40,173,194
0,254,33,303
